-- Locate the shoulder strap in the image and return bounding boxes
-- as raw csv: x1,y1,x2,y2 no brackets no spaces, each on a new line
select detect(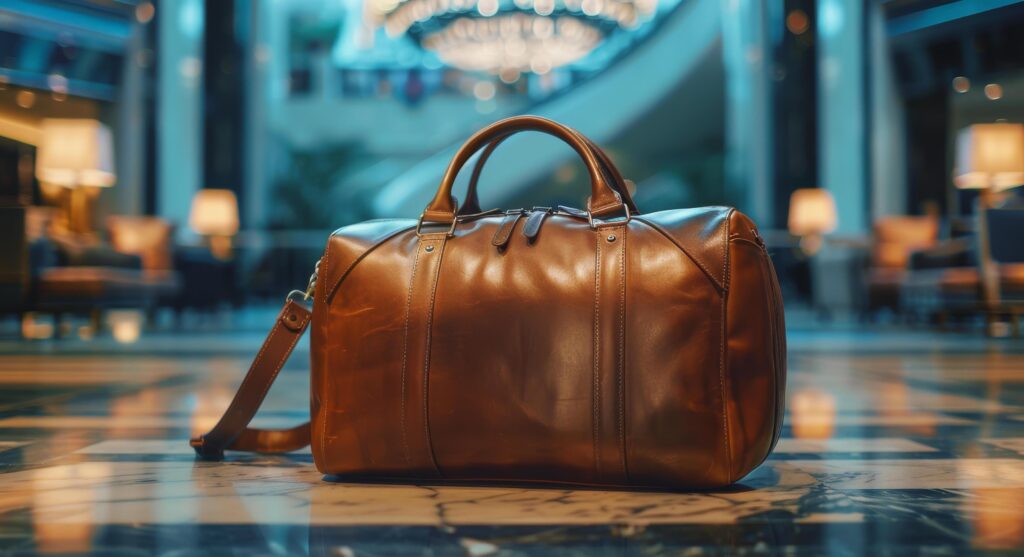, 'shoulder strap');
190,299,312,460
